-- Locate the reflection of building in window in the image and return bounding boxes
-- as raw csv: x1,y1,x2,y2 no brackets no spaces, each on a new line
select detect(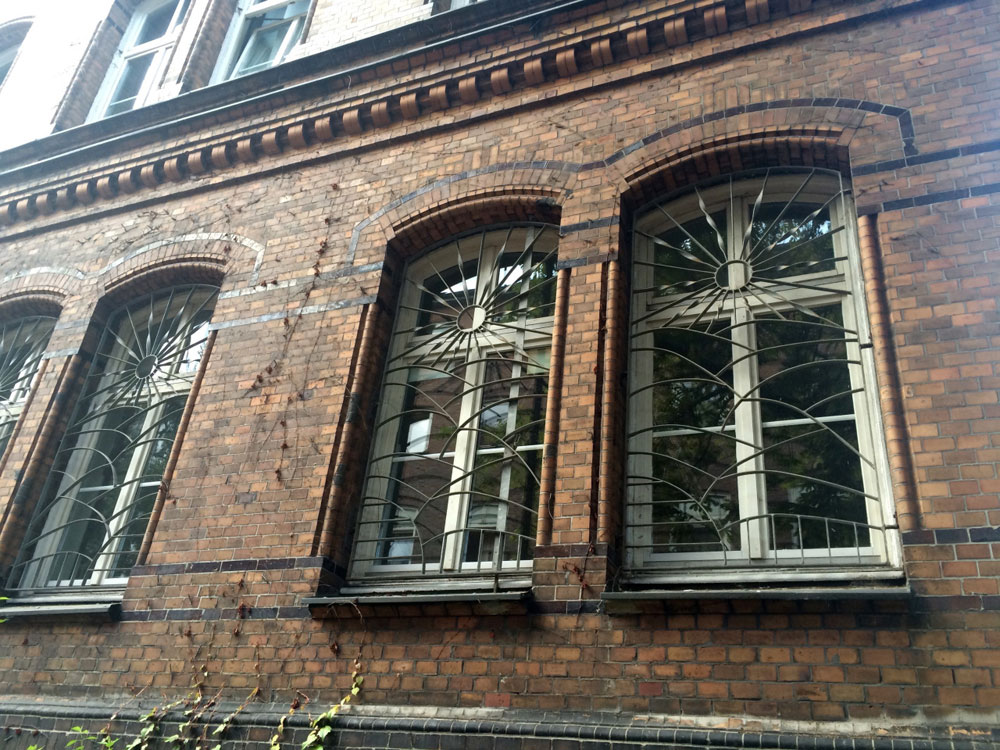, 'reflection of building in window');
0,23,30,87
351,226,558,583
88,0,189,119
11,286,216,590
213,0,309,82
431,0,486,13
0,316,55,459
627,170,897,578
